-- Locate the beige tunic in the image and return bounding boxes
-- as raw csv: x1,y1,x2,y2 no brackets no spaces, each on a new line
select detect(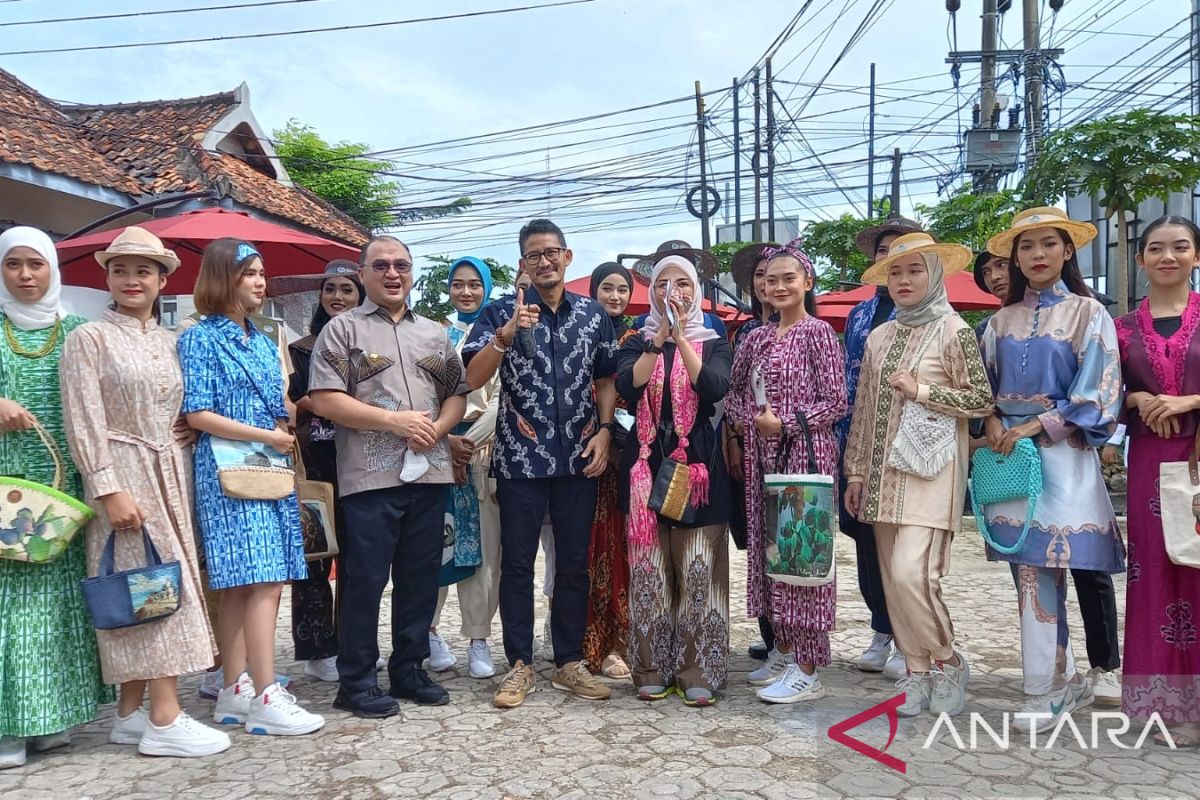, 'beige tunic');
61,310,215,684
844,314,992,532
